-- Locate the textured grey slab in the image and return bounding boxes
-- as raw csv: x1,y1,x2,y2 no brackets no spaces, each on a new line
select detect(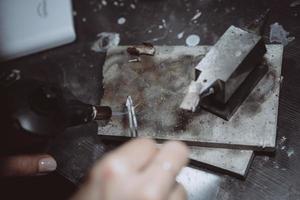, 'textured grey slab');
177,167,221,200
189,146,253,177
99,45,283,151
98,45,262,176
152,144,253,177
